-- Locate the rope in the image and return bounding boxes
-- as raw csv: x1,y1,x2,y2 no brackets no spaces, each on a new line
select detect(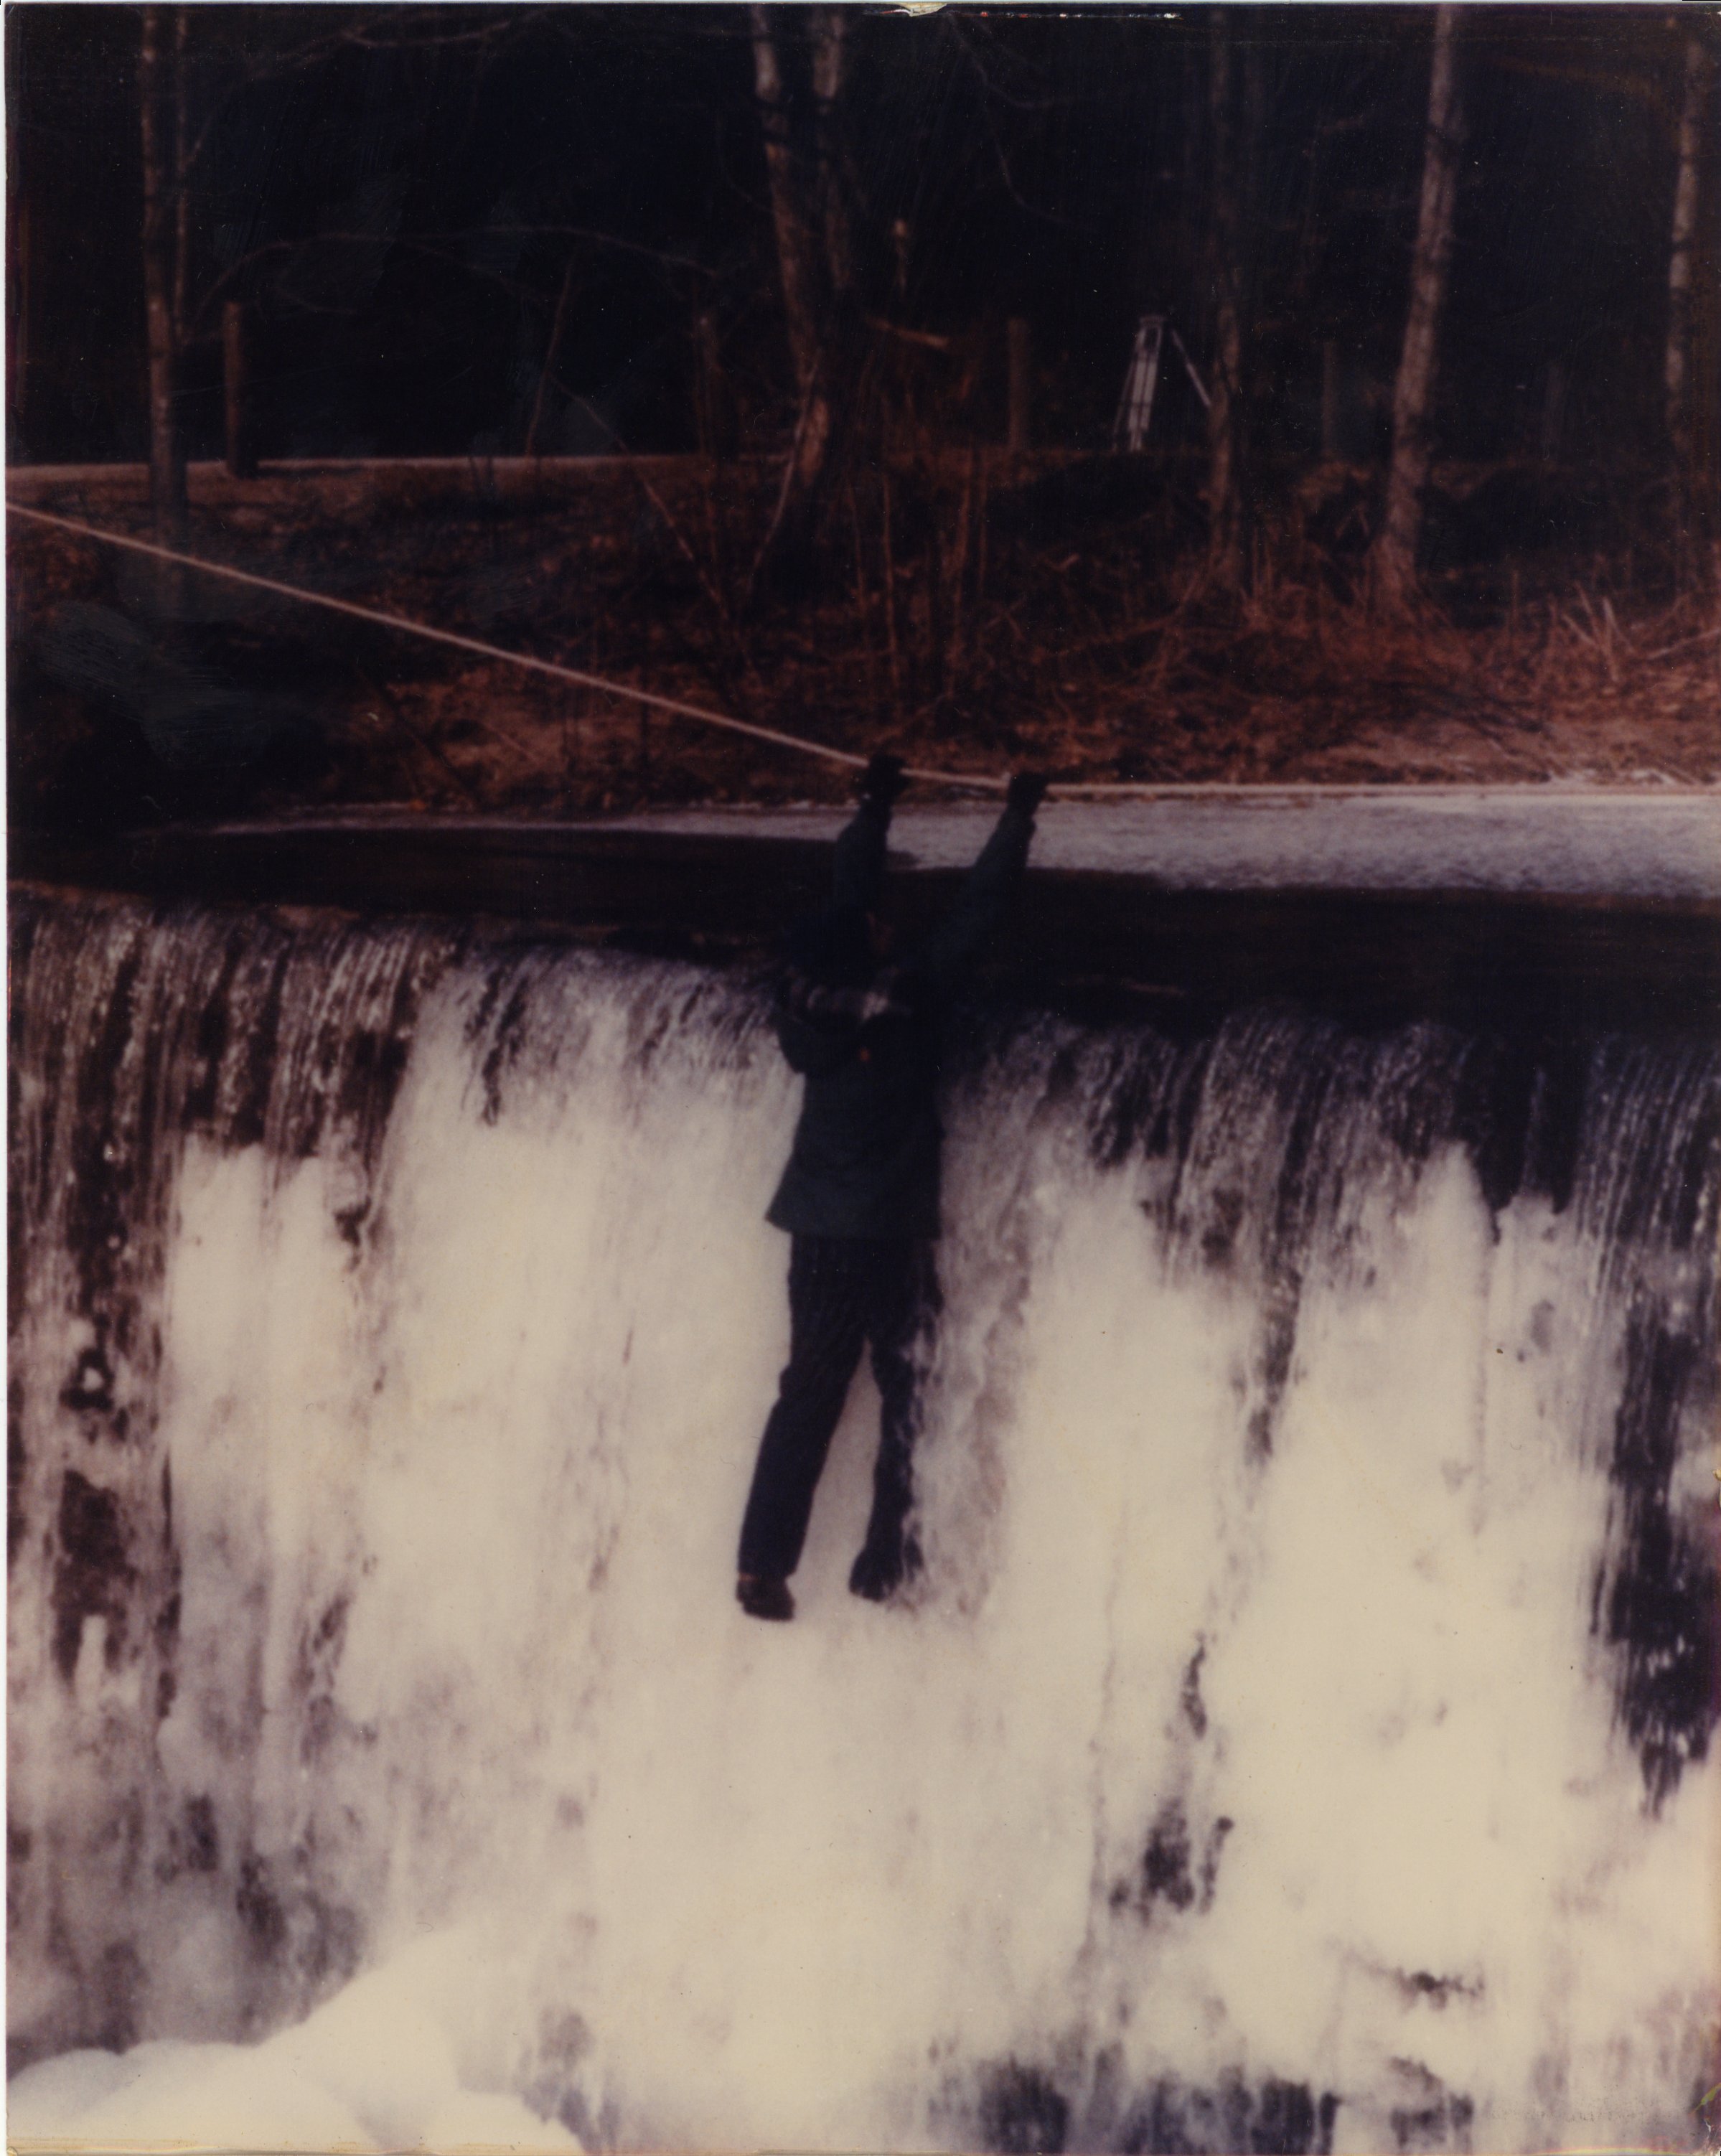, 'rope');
11,499,1718,805
5,498,1006,792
